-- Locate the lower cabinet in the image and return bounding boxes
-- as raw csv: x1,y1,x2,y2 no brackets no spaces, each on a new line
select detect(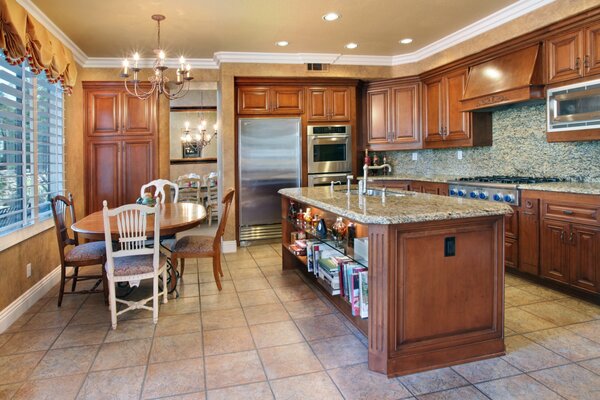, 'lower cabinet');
540,219,571,283
410,181,448,196
570,224,600,293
